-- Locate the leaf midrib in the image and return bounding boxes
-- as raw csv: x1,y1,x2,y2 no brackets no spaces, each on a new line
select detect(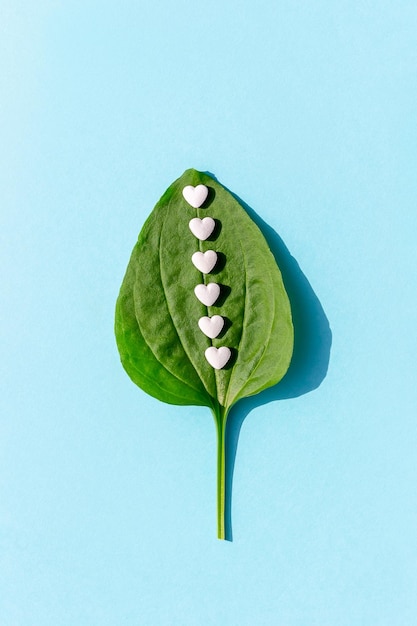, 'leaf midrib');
197,205,219,408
